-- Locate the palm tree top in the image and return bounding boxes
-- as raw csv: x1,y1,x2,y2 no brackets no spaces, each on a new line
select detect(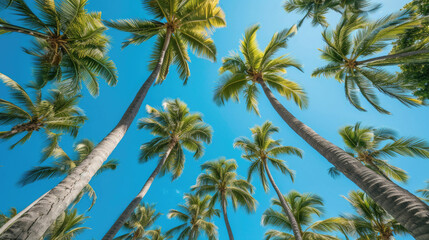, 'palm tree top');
214,24,308,115
234,121,303,191
105,0,226,83
191,157,257,213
